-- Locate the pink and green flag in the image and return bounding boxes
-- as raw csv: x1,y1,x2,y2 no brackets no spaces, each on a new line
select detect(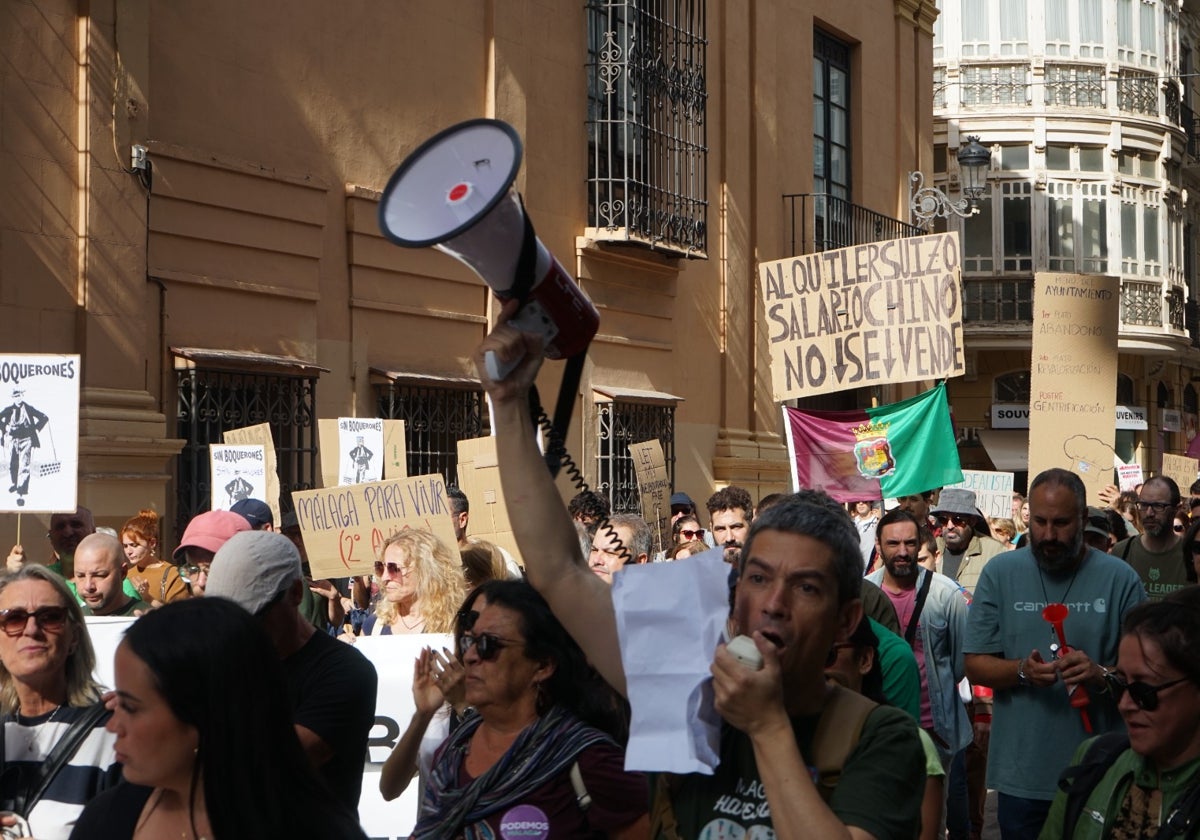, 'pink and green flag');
782,382,962,503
